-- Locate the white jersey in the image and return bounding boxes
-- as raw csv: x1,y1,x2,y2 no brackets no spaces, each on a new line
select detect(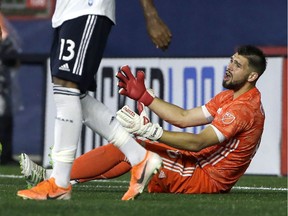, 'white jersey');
52,0,116,28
